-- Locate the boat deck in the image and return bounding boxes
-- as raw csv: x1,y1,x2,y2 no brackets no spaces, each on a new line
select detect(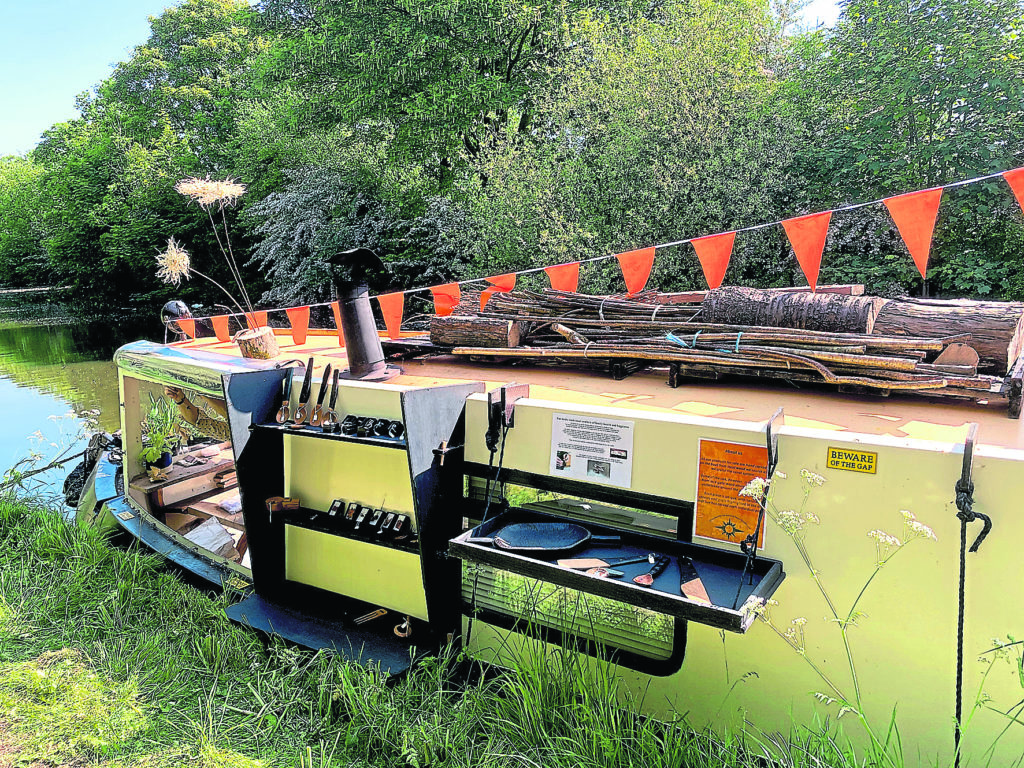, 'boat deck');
174,331,1024,451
